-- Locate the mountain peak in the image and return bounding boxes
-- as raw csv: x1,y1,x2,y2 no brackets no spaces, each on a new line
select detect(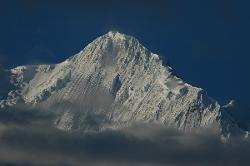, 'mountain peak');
1,32,246,137
69,31,150,66
104,31,135,43
107,30,122,36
